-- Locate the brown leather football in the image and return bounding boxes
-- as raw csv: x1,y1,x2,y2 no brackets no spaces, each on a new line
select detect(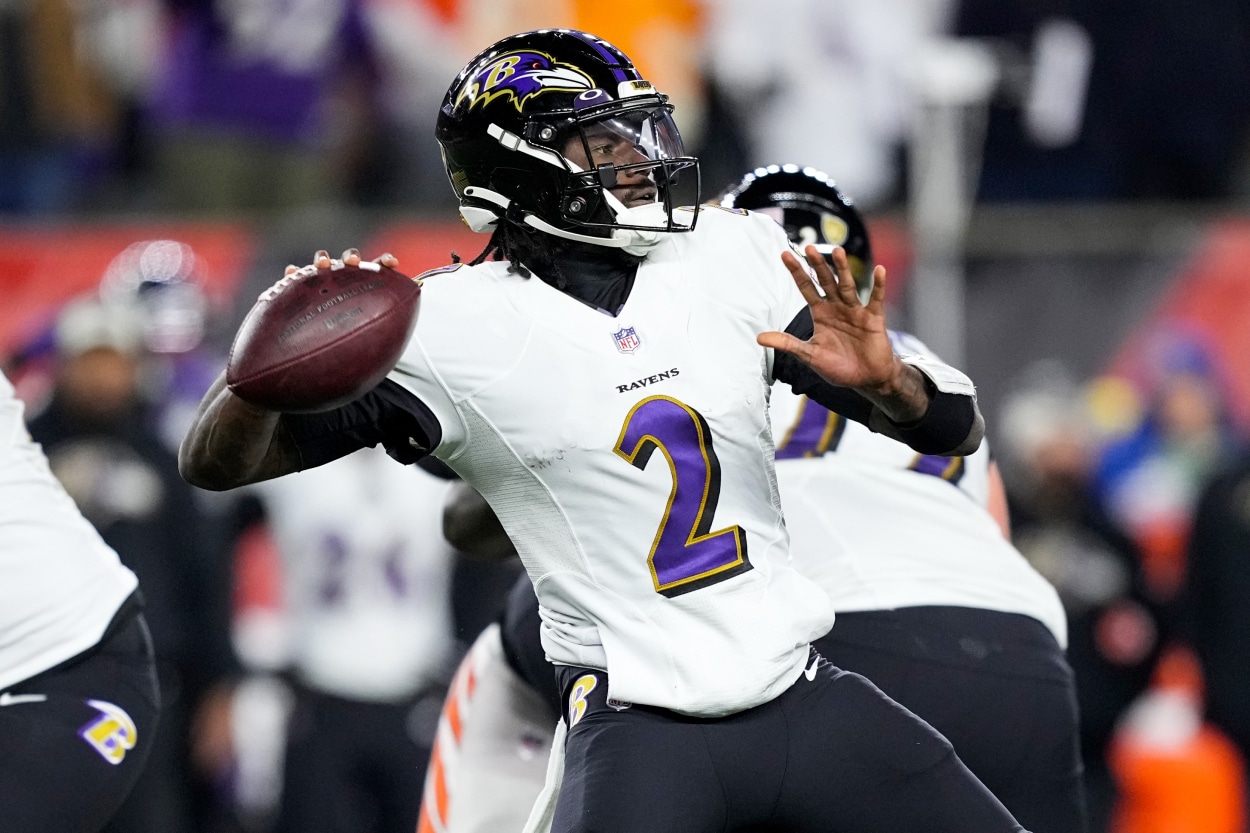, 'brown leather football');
226,261,420,412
